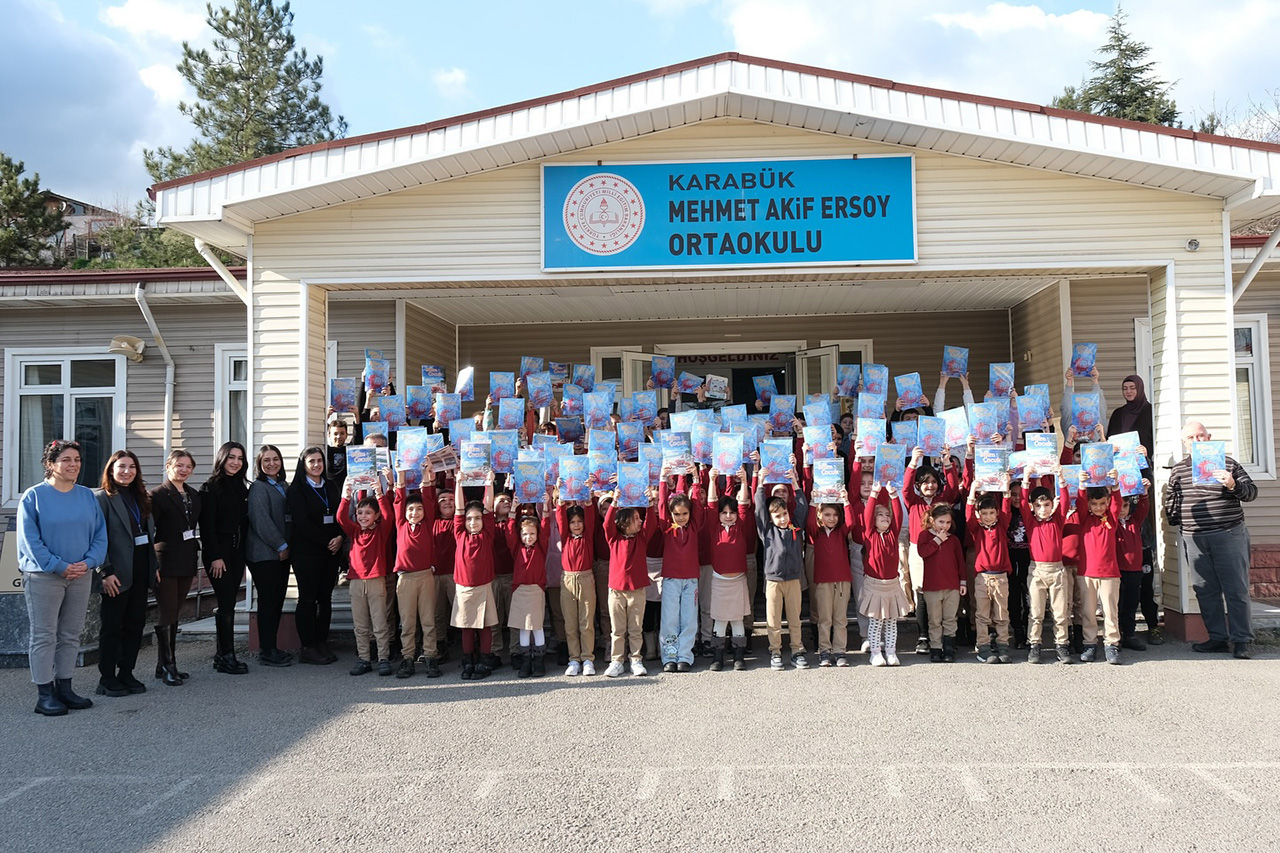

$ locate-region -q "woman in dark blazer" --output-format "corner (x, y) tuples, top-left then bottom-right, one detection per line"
(93, 450), (158, 697)
(286, 446), (344, 665)
(247, 445), (292, 667)
(149, 449), (202, 686)
(199, 442), (250, 675)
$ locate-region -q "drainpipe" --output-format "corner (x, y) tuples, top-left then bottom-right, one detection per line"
(1233, 223), (1280, 304)
(135, 283), (175, 459)
(194, 238), (249, 305)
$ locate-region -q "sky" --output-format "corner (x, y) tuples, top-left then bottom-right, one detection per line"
(3, 0), (1277, 207)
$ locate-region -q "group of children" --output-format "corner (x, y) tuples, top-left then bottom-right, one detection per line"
(323, 361), (1159, 680)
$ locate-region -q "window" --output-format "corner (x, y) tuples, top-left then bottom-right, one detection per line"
(4, 349), (127, 503)
(820, 338), (874, 368)
(1233, 315), (1273, 476)
(214, 344), (249, 450)
(590, 345), (639, 401)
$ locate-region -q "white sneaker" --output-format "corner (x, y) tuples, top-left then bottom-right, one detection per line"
(604, 661), (625, 678)
(860, 641), (871, 654)
(870, 651), (886, 667)
(630, 660), (648, 676)
(581, 660), (596, 676)
(565, 660), (582, 677)
(885, 651), (901, 667)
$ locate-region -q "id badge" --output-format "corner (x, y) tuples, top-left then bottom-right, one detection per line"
(134, 534), (150, 546)
(322, 515), (335, 525)
(182, 529), (197, 541)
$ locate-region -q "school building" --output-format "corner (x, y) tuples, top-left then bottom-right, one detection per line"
(3, 53), (1280, 655)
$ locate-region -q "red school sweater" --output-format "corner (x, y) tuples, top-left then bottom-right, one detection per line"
(393, 485), (436, 573)
(507, 514), (551, 588)
(1019, 486), (1070, 564)
(555, 503), (596, 573)
(1077, 490), (1123, 579)
(603, 503), (658, 590)
(903, 463), (961, 541)
(493, 515), (515, 576)
(453, 512), (497, 587)
(1117, 495), (1149, 573)
(432, 516), (456, 576)
(965, 495), (1012, 573)
(337, 492), (395, 580)
(657, 480), (704, 580)
(860, 497), (904, 580)
(703, 495), (754, 577)
(916, 528), (965, 591)
(805, 502), (856, 584)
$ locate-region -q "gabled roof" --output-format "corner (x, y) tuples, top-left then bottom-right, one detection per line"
(152, 52), (1280, 253)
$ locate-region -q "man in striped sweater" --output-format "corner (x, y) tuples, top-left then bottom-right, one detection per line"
(1162, 420), (1258, 659)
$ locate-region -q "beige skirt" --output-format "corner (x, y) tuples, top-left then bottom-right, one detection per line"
(506, 584), (546, 631)
(858, 575), (912, 620)
(710, 572), (750, 622)
(451, 581), (499, 629)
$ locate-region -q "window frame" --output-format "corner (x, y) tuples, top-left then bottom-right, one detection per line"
(213, 343), (249, 451)
(1233, 314), (1274, 479)
(3, 347), (128, 506)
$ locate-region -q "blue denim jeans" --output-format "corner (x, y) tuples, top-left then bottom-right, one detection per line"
(1183, 523), (1253, 644)
(659, 577), (699, 664)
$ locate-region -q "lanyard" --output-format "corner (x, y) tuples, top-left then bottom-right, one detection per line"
(121, 492), (143, 534)
(309, 479), (330, 512)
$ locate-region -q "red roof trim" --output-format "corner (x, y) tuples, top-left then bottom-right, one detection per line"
(147, 51), (1280, 196)
(1231, 235), (1273, 248)
(0, 267), (244, 286)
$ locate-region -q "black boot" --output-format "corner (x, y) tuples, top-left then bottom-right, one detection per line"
(1069, 625), (1085, 655)
(460, 653), (475, 680)
(55, 678), (93, 710)
(518, 644), (533, 678)
(710, 642), (725, 672)
(733, 643), (747, 671)
(531, 644), (546, 677)
(154, 626), (182, 686)
(169, 625), (189, 680)
(942, 635), (956, 663)
(213, 609), (248, 674)
(472, 651), (492, 680)
(34, 683), (68, 716)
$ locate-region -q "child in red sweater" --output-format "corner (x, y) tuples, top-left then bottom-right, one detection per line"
(858, 483), (907, 667)
(658, 467), (705, 673)
(392, 468), (439, 678)
(966, 480), (1013, 664)
(704, 467), (753, 671)
(603, 488), (659, 677)
(903, 447), (961, 654)
(1075, 468), (1123, 664)
(556, 498), (597, 676)
(916, 505), (967, 662)
(338, 475), (395, 676)
(507, 495), (552, 678)
(1117, 487), (1152, 652)
(805, 486), (857, 667)
(1020, 472), (1073, 664)
(452, 473), (498, 680)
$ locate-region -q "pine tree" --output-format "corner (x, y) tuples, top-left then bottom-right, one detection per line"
(144, 0), (347, 183)
(0, 153), (67, 268)
(1051, 8), (1179, 126)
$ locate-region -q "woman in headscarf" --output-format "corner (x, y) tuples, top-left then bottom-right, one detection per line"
(1106, 374), (1154, 460)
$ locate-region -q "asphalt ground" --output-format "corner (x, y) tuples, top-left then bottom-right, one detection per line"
(1, 633), (1276, 853)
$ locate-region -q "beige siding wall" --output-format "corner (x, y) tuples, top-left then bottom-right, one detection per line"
(404, 303), (457, 380)
(1010, 281), (1065, 401)
(329, 300), (396, 379)
(1234, 270), (1280, 544)
(1069, 277), (1147, 396)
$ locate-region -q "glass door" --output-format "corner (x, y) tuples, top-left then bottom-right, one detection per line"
(795, 345), (840, 401)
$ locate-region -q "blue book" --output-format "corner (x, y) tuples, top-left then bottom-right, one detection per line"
(1116, 453), (1146, 496)
(616, 462), (650, 508)
(558, 455), (590, 502)
(632, 390), (658, 425)
(1007, 450), (1030, 481)
(365, 357), (390, 393)
(519, 356), (544, 380)
(862, 364), (889, 396)
(639, 443), (664, 487)
(594, 381), (618, 398)
(1081, 442), (1116, 488)
(939, 406), (969, 448)
(942, 345), (969, 379)
(803, 425), (834, 465)
(1110, 431), (1147, 464)
(364, 348), (384, 360)
(434, 392), (462, 427)
(1190, 441), (1227, 486)
(857, 392), (886, 419)
(497, 397), (525, 430)
(769, 395), (796, 434)
(513, 459), (547, 504)
(988, 362), (1015, 398)
(554, 416), (583, 444)
(676, 371), (704, 394)
(362, 421), (388, 443)
(488, 430), (519, 475)
(970, 402), (1001, 445)
(873, 443), (907, 489)
(1071, 343), (1097, 377)
(542, 443), (571, 488)
(651, 355), (675, 389)
(1024, 383), (1050, 399)
(452, 366), (473, 402)
(659, 431), (693, 475)
(459, 439), (491, 487)
(396, 428), (431, 488)
(490, 371), (516, 402)
(1018, 393), (1048, 432)
(752, 375), (778, 405)
(721, 404), (748, 431)
(1070, 392), (1102, 438)
(549, 362), (570, 384)
(587, 451), (616, 491)
(561, 383), (583, 416)
(448, 417), (473, 451)
(894, 372), (925, 408)
(423, 433), (445, 454)
(526, 372), (554, 408)
(617, 422), (645, 460)
(692, 421), (716, 465)
(345, 446), (378, 494)
(803, 399), (833, 427)
(669, 410), (697, 434)
(583, 391), (613, 431)
(1026, 432), (1059, 473)
(714, 433), (744, 474)
(891, 419), (918, 449)
(421, 365), (447, 393)
(616, 397), (635, 424)
(917, 416), (946, 457)
(1057, 465), (1082, 497)
(855, 417), (886, 458)
(973, 447), (1009, 492)
(759, 440), (793, 485)
(405, 385), (432, 420)
(572, 364), (596, 392)
(836, 364), (861, 397)
(588, 429), (617, 455)
(812, 458), (845, 504)
(330, 377), (360, 414)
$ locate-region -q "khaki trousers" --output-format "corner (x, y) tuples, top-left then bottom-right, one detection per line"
(350, 577), (392, 662)
(1077, 575), (1121, 647)
(765, 578), (805, 655)
(560, 570), (596, 663)
(973, 572), (1010, 646)
(396, 570), (438, 659)
(609, 588), (646, 662)
(490, 573), (513, 652)
(812, 581), (851, 653)
(921, 588), (960, 649)
(1029, 561), (1070, 647)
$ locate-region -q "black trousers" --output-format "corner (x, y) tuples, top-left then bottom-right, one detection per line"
(98, 573), (150, 678)
(1119, 564), (1160, 638)
(293, 550), (340, 647)
(249, 559), (291, 653)
(1007, 549), (1032, 640)
(208, 555), (245, 655)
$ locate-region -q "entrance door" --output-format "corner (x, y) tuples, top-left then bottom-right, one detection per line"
(795, 345), (840, 400)
(622, 350), (665, 406)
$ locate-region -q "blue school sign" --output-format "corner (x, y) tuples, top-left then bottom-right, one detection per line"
(542, 155), (916, 271)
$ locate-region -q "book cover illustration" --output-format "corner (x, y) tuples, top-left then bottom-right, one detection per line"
(588, 429), (617, 455)
(973, 447), (1009, 492)
(405, 385), (432, 420)
(345, 446), (378, 494)
(803, 425), (834, 465)
(558, 455), (590, 502)
(705, 374), (729, 400)
(836, 364), (861, 397)
(1071, 392), (1102, 437)
(692, 421), (716, 466)
(330, 378), (360, 414)
(365, 357), (390, 393)
(812, 458), (845, 504)
(362, 421), (388, 443)
(873, 443), (907, 489)
(490, 371), (515, 402)
(541, 443), (570, 488)
(769, 395), (797, 434)
(561, 383), (584, 416)
(513, 459), (547, 504)
(916, 416), (946, 457)
(988, 362), (1015, 398)
(583, 391), (613, 431)
(1071, 343), (1097, 377)
(1116, 452), (1146, 496)
(1007, 450), (1029, 481)
(1025, 432), (1058, 473)
(639, 443), (664, 487)
(857, 391), (886, 420)
(855, 417), (886, 458)
(549, 362), (570, 385)
(617, 397), (635, 424)
(1024, 383), (1050, 399)
(572, 363), (596, 392)
(714, 433), (745, 474)
(669, 410), (698, 435)
(554, 416), (583, 444)
(721, 404), (748, 431)
(894, 372), (925, 408)
(651, 355), (675, 389)
(969, 401), (1001, 445)
(759, 440), (793, 485)
(1018, 393), (1048, 432)
(379, 394), (406, 430)
(891, 419), (918, 449)
(659, 431), (693, 475)
(594, 381), (618, 398)
(1190, 441), (1227, 486)
(526, 372), (554, 408)
(803, 399), (833, 427)
(459, 440), (491, 487)
(396, 428), (430, 488)
(498, 397), (525, 430)
(616, 462), (650, 507)
(617, 422), (645, 460)
(1081, 442), (1116, 488)
(487, 431), (519, 475)
(421, 365), (447, 394)
(1110, 431), (1147, 464)
(631, 390), (658, 425)
(942, 345), (969, 379)
(860, 363), (887, 396)
(939, 406), (969, 448)
(752, 375), (778, 406)
(676, 371), (704, 394)
(448, 417), (473, 451)
(588, 450), (617, 490)
(434, 392), (462, 427)
(1057, 465), (1082, 496)
(364, 348), (384, 360)
(455, 366), (475, 402)
(519, 356), (544, 380)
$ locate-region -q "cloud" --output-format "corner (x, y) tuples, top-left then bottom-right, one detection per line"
(101, 0), (206, 43)
(931, 3), (1106, 39)
(638, 0), (712, 14)
(139, 63), (187, 106)
(432, 67), (471, 100)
